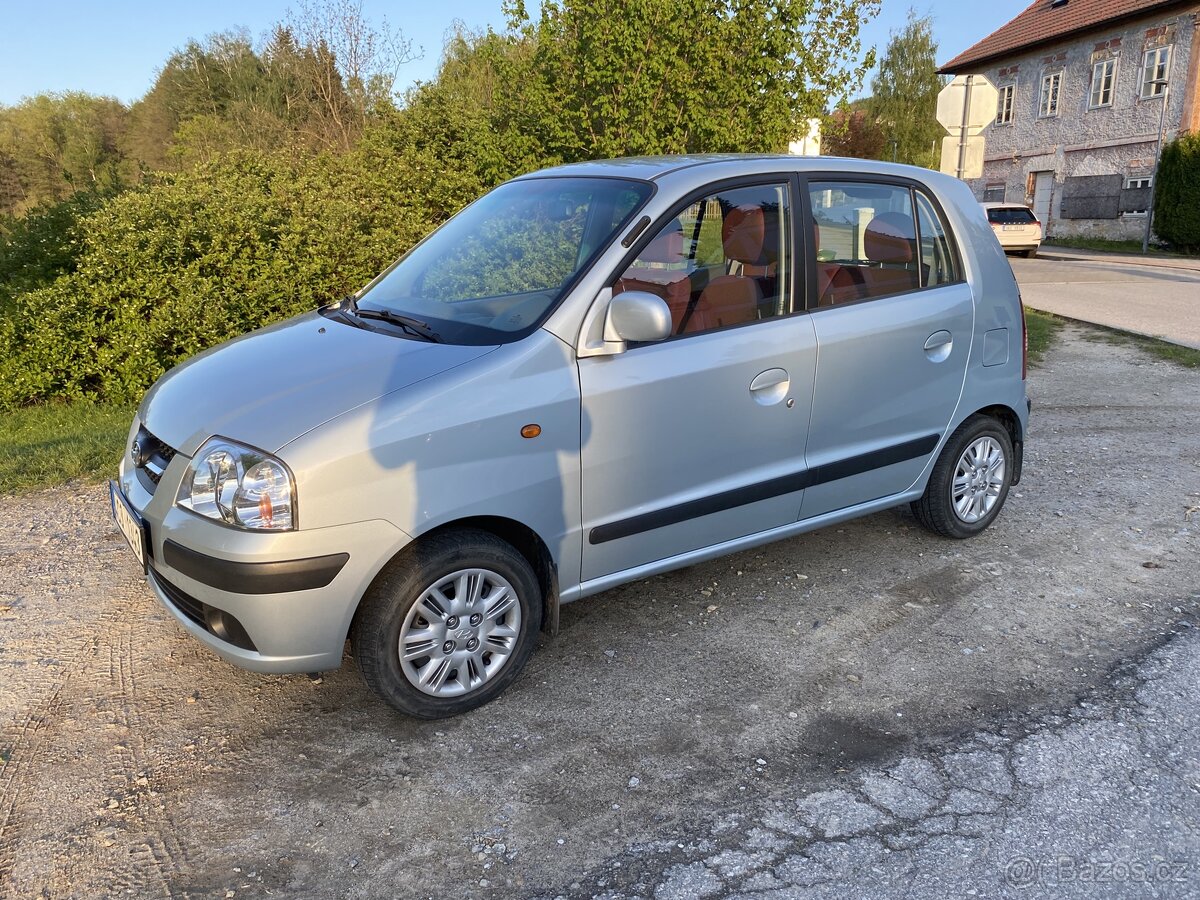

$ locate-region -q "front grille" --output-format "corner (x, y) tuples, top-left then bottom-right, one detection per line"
(150, 568), (258, 652)
(132, 426), (177, 494)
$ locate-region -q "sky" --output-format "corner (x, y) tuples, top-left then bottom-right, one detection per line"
(0, 1), (1020, 107)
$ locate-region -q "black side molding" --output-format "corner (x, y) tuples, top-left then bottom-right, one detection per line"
(163, 540), (349, 594)
(589, 433), (940, 546)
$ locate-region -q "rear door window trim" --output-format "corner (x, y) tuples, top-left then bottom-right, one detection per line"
(799, 173), (967, 312)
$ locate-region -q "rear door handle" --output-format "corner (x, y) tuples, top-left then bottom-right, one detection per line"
(924, 330), (953, 362)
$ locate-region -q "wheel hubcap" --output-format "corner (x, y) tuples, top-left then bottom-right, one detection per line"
(952, 436), (1006, 524)
(398, 568), (522, 698)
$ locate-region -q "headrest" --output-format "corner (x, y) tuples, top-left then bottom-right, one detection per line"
(722, 205), (776, 266)
(639, 219), (685, 264)
(864, 212), (916, 264)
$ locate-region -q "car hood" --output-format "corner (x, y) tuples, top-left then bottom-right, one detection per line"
(140, 311), (497, 456)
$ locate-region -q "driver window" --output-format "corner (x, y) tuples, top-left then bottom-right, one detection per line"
(613, 183), (792, 337)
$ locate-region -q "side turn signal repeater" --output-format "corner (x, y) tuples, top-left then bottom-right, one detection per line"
(520, 424), (542, 439)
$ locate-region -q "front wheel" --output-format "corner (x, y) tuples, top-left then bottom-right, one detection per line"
(351, 529), (542, 718)
(911, 415), (1014, 539)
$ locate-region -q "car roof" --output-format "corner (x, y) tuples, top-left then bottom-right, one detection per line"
(513, 154), (940, 183)
(979, 201), (1033, 210)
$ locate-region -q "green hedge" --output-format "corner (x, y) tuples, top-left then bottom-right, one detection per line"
(0, 142), (485, 409)
(1154, 133), (1200, 253)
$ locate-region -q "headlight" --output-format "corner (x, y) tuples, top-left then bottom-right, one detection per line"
(176, 438), (296, 531)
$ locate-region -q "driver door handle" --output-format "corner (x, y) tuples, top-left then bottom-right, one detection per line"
(750, 368), (789, 391)
(749, 368), (790, 406)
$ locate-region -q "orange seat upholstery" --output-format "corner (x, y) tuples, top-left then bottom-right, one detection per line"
(682, 205), (773, 333)
(814, 220), (865, 306)
(860, 212), (919, 297)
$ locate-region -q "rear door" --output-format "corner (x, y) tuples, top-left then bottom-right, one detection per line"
(802, 178), (973, 520)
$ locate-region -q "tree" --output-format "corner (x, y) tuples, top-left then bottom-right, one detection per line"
(867, 10), (942, 168)
(283, 0), (418, 149)
(0, 93), (128, 216)
(1154, 133), (1200, 253)
(822, 99), (886, 160)
(506, 0), (880, 160)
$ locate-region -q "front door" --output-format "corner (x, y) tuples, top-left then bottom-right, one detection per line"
(1033, 171), (1054, 228)
(578, 180), (816, 583)
(803, 179), (973, 520)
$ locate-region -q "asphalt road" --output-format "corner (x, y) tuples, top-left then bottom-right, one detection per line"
(1011, 253), (1200, 348)
(2, 326), (1198, 898)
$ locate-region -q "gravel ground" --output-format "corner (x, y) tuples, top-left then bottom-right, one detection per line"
(1, 324), (1198, 899)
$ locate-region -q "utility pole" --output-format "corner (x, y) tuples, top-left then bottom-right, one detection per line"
(1143, 80), (1170, 255)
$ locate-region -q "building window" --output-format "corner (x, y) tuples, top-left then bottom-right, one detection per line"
(1039, 71), (1063, 117)
(997, 84), (1016, 124)
(1089, 58), (1117, 108)
(1141, 46), (1171, 98)
(1122, 176), (1152, 217)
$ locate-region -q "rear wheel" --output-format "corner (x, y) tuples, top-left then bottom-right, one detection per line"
(351, 529), (542, 718)
(911, 415), (1013, 539)
(1021, 248), (1037, 258)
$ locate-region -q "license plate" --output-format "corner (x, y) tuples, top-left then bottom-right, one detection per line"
(1002, 224), (1024, 231)
(110, 481), (148, 570)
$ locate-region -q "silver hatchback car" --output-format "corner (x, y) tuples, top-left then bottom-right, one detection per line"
(112, 155), (1030, 718)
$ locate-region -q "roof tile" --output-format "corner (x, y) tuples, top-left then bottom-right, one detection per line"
(939, 0), (1189, 72)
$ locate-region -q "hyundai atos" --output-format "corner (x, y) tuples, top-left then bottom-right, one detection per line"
(112, 155), (1030, 718)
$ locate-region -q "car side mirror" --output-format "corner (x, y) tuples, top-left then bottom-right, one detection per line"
(603, 291), (673, 344)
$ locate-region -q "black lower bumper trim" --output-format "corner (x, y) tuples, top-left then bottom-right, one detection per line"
(150, 567), (259, 652)
(163, 540), (349, 594)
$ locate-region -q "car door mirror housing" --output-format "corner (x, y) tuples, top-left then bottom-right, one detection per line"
(603, 291), (673, 344)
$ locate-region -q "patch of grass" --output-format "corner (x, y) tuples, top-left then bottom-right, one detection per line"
(1024, 308), (1062, 364)
(1045, 236), (1195, 258)
(1081, 325), (1200, 368)
(0, 401), (132, 494)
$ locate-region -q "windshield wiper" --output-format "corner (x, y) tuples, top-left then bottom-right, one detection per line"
(347, 299), (442, 343)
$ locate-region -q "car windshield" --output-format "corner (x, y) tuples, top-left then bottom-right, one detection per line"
(987, 207), (1037, 225)
(353, 177), (652, 344)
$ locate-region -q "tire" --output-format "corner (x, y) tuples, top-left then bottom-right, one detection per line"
(351, 529), (542, 718)
(1022, 248), (1037, 259)
(910, 415), (1014, 539)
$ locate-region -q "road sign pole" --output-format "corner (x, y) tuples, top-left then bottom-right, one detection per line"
(957, 75), (974, 180)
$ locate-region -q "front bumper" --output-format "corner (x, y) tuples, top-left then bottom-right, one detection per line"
(119, 447), (411, 674)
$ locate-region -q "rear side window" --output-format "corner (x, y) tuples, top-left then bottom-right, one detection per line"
(810, 181), (964, 307)
(915, 191), (960, 287)
(810, 181), (920, 306)
(986, 207), (1037, 224)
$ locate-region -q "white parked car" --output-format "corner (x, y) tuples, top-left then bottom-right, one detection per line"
(981, 203), (1042, 258)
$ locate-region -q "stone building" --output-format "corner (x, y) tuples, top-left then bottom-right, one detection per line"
(939, 0), (1200, 240)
